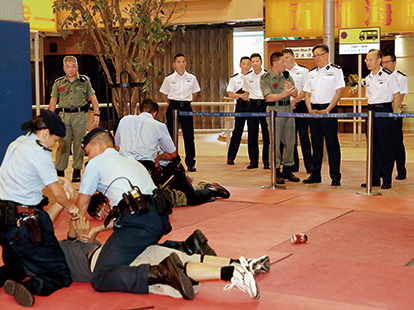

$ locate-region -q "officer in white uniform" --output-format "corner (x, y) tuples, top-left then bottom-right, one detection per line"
(303, 44), (345, 186)
(160, 53), (201, 172)
(382, 53), (409, 180)
(0, 110), (79, 307)
(283, 49), (313, 173)
(242, 53), (270, 170)
(226, 56), (251, 165)
(361, 49), (400, 189)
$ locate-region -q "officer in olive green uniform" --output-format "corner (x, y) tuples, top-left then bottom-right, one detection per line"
(48, 56), (100, 182)
(260, 51), (299, 184)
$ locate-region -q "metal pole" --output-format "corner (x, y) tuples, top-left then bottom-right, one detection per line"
(358, 110), (380, 195)
(323, 0), (335, 64)
(262, 110), (285, 189)
(173, 109), (179, 151)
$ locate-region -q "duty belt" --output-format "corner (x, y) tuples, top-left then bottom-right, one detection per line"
(268, 100), (290, 106)
(311, 103), (330, 110)
(169, 100), (191, 107)
(63, 104), (90, 113)
(249, 99), (266, 105)
(368, 102), (392, 111)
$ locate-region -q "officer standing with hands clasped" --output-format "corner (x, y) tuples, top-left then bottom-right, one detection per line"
(160, 53), (201, 172)
(303, 44), (345, 186)
(48, 55), (100, 183)
(260, 51), (299, 184)
(0, 110), (79, 307)
(226, 56), (251, 165)
(243, 53), (270, 170)
(361, 49), (400, 189)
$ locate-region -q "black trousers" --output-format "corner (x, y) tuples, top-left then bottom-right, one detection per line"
(285, 100), (313, 171)
(368, 103), (396, 184)
(309, 104), (341, 181)
(0, 207), (72, 296)
(394, 117), (406, 176)
(247, 100), (269, 166)
(227, 99), (248, 161)
(166, 101), (196, 167)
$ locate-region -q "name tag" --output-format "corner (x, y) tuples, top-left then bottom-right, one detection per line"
(186, 79), (191, 83)
(249, 80), (254, 83)
(171, 81), (177, 84)
(326, 72), (334, 76)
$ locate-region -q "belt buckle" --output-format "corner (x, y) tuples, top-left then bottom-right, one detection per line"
(257, 101), (261, 106)
(180, 102), (184, 107)
(69, 107), (76, 112)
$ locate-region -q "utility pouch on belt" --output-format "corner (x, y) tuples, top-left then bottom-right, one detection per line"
(152, 175), (175, 216)
(0, 201), (17, 232)
(22, 209), (44, 245)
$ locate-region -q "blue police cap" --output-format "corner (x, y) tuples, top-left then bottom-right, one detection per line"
(40, 110), (66, 138)
(81, 127), (111, 149)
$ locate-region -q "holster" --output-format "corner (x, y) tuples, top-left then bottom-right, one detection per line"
(21, 209), (44, 245)
(153, 188), (173, 216)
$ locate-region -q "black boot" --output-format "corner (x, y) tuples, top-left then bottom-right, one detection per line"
(204, 183), (230, 199)
(4, 280), (34, 307)
(57, 170), (65, 177)
(148, 253), (194, 300)
(72, 169), (81, 183)
(276, 169), (285, 184)
(282, 166), (300, 182)
(176, 229), (217, 256)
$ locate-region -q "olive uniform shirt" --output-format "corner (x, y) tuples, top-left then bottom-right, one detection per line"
(51, 75), (95, 108)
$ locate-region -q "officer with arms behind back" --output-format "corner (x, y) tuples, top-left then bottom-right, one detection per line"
(0, 110), (79, 307)
(303, 44), (345, 186)
(48, 55), (100, 183)
(226, 56), (251, 165)
(160, 53), (201, 172)
(361, 49), (400, 189)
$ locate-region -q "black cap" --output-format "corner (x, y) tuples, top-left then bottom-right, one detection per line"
(81, 127), (110, 149)
(40, 110), (66, 138)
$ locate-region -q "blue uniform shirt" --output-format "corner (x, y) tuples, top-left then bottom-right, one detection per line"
(115, 113), (176, 162)
(0, 134), (58, 205)
(79, 148), (156, 206)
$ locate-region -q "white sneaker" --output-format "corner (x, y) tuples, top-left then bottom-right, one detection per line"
(247, 255), (270, 275)
(224, 257), (260, 299)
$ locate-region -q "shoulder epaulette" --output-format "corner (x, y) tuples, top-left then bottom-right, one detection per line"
(54, 76), (65, 83)
(230, 73), (239, 78)
(166, 71), (174, 77)
(245, 70), (252, 76)
(331, 64), (341, 69)
(383, 68), (392, 75)
(262, 71), (270, 78)
(79, 75), (90, 82)
(36, 139), (52, 152)
(187, 71), (196, 76)
(397, 70), (406, 76)
(264, 69), (268, 72)
(298, 64), (308, 69)
(310, 66), (318, 72)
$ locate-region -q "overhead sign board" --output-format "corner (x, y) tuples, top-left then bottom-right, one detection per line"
(339, 27), (380, 55)
(23, 0), (57, 32)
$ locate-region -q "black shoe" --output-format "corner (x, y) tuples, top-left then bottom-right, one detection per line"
(148, 253), (194, 300)
(187, 166), (196, 172)
(247, 164), (258, 169)
(57, 170), (65, 177)
(72, 169), (81, 183)
(179, 229), (217, 256)
(381, 183), (392, 189)
(290, 167), (299, 173)
(395, 174), (406, 180)
(282, 169), (300, 182)
(276, 177), (285, 184)
(361, 181), (381, 188)
(4, 280), (34, 307)
(227, 159), (235, 165)
(263, 164), (270, 170)
(204, 183), (230, 199)
(302, 175), (321, 184)
(331, 179), (341, 186)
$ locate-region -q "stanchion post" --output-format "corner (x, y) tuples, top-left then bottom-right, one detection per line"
(173, 109), (179, 151)
(358, 110), (380, 195)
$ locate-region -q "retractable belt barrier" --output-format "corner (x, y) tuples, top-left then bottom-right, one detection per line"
(174, 110), (410, 195)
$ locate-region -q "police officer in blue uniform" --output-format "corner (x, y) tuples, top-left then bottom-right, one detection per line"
(75, 128), (194, 299)
(0, 110), (79, 307)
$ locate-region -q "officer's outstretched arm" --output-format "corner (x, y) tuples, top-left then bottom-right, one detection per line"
(47, 181), (79, 219)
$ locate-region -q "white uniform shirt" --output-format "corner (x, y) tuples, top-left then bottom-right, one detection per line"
(79, 148), (156, 206)
(287, 63), (308, 96)
(365, 68), (400, 104)
(242, 69), (266, 100)
(0, 134), (58, 205)
(227, 71), (251, 93)
(394, 70), (408, 96)
(115, 113), (176, 162)
(303, 63), (345, 104)
(159, 70), (201, 102)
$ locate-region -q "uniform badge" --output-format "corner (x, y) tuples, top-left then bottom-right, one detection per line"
(272, 83), (278, 89)
(58, 86), (66, 92)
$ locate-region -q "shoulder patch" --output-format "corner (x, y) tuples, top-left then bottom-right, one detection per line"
(298, 64), (308, 69)
(397, 70), (406, 76)
(230, 73), (239, 78)
(187, 71), (196, 76)
(383, 68), (392, 75)
(54, 76), (65, 83)
(166, 71), (174, 77)
(310, 66), (318, 72)
(331, 64), (341, 69)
